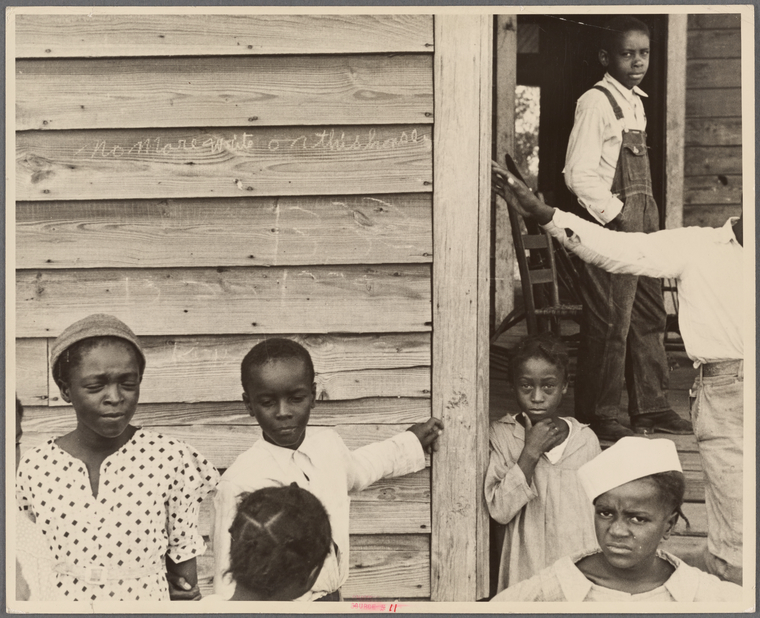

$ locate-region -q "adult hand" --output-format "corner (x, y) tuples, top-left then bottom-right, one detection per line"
(407, 417), (444, 453)
(491, 161), (556, 226)
(522, 415), (565, 459)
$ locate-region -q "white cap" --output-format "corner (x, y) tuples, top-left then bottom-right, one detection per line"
(578, 437), (682, 502)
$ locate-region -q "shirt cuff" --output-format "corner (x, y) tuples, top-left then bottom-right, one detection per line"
(395, 430), (427, 473)
(589, 195), (624, 225)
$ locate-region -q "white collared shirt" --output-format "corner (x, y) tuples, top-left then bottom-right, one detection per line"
(564, 72), (649, 224)
(545, 211), (743, 366)
(212, 428), (425, 600)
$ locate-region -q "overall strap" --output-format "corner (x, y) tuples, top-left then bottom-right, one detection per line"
(593, 85), (625, 121)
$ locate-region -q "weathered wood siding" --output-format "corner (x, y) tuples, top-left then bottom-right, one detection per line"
(15, 13), (435, 600)
(683, 13), (742, 227)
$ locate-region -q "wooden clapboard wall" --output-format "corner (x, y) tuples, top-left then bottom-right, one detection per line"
(15, 14), (436, 601)
(682, 13), (742, 228)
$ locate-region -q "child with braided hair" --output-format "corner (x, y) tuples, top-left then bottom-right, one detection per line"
(203, 485), (332, 602)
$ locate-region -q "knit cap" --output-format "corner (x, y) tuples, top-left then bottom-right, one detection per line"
(578, 436), (682, 502)
(50, 314), (146, 375)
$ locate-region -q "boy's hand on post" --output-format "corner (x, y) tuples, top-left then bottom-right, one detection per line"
(407, 417), (444, 453)
(491, 161), (556, 226)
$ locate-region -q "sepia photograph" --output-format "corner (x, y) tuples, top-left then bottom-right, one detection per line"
(6, 5), (755, 612)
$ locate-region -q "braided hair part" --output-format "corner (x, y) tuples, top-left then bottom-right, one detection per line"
(227, 484), (332, 600)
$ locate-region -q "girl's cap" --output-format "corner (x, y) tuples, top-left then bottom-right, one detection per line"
(578, 436), (682, 502)
(50, 314), (146, 370)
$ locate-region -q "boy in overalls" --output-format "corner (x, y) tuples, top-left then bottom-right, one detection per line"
(563, 16), (692, 442)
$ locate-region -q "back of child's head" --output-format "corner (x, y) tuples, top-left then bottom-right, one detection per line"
(240, 338), (315, 392)
(600, 16), (650, 52)
(227, 484), (332, 600)
(510, 332), (570, 384)
(50, 314), (146, 388)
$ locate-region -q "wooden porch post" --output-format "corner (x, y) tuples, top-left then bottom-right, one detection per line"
(665, 14), (688, 230)
(493, 15), (517, 328)
(431, 14), (492, 602)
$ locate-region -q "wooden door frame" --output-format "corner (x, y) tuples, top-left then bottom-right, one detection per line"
(492, 14), (688, 322)
(431, 14), (492, 602)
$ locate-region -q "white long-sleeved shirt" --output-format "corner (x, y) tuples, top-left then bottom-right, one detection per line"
(564, 72), (648, 225)
(212, 428), (425, 600)
(545, 210), (743, 366)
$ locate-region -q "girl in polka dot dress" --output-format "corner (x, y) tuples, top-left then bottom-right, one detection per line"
(16, 315), (220, 602)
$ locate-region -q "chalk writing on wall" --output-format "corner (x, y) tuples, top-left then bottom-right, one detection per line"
(75, 128), (432, 159)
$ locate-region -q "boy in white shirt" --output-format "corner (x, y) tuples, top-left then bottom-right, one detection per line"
(564, 16), (691, 442)
(213, 338), (443, 600)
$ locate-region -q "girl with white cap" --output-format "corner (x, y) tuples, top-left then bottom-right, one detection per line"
(16, 314), (219, 602)
(491, 437), (741, 602)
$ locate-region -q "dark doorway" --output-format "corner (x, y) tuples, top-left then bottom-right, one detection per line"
(516, 14), (668, 228)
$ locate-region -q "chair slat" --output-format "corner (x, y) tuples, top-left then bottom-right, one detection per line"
(521, 235), (550, 249)
(527, 269), (554, 285)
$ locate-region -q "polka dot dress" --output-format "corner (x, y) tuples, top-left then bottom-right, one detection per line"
(16, 429), (219, 602)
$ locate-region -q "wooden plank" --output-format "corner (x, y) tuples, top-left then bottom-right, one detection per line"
(493, 15), (518, 329)
(686, 58), (741, 89)
(688, 14), (742, 30)
(22, 398), (432, 430)
(197, 496), (430, 538)
(685, 146), (742, 175)
(431, 15), (491, 602)
(16, 125), (433, 201)
(16, 14), (434, 57)
(349, 501), (430, 535)
(685, 88), (741, 117)
(660, 535), (708, 571)
(17, 55), (433, 130)
(673, 502), (708, 537)
(685, 118), (742, 146)
(17, 194), (433, 269)
(684, 175), (742, 205)
(28, 332), (431, 405)
(683, 204), (743, 228)
(683, 470), (706, 503)
(664, 14), (687, 231)
(16, 265), (432, 337)
(659, 433), (700, 453)
(16, 339), (48, 407)
(687, 29), (741, 58)
(19, 426), (433, 471)
(344, 535), (430, 598)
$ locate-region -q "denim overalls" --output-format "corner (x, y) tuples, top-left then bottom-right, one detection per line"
(574, 85), (670, 422)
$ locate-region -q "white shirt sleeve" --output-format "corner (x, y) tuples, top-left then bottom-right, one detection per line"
(546, 209), (688, 280)
(564, 98), (625, 225)
(341, 431), (426, 493)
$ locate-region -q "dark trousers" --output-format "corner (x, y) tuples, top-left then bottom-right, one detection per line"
(574, 192), (671, 422)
